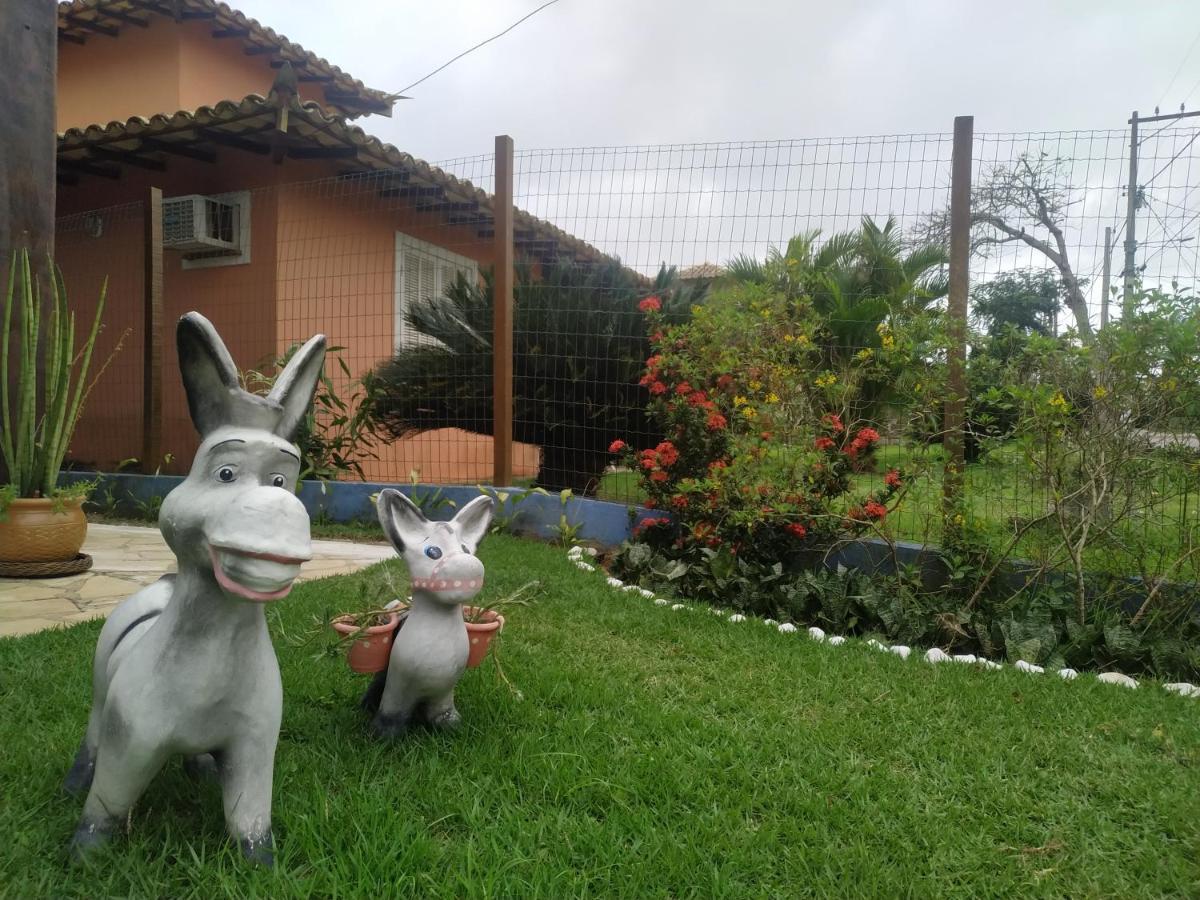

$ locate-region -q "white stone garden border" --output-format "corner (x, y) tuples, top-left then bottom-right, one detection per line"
(564, 545), (1200, 700)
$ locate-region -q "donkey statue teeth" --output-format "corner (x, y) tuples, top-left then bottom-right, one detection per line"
(63, 312), (325, 867)
(361, 489), (495, 739)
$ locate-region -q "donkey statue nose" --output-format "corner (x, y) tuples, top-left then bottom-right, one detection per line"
(206, 487), (312, 602)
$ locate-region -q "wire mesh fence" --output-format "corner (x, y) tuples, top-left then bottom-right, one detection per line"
(51, 122), (1200, 576)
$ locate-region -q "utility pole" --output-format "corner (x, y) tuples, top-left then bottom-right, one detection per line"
(1123, 111), (1139, 316)
(1101, 226), (1112, 330)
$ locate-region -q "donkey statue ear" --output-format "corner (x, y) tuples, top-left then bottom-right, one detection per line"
(177, 312), (244, 436)
(453, 495), (495, 553)
(377, 489), (429, 553)
(267, 333), (326, 442)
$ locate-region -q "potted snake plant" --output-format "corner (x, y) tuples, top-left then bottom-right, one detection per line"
(0, 250), (115, 568)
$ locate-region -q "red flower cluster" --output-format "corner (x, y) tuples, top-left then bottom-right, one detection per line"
(633, 515), (671, 535)
(706, 412), (728, 431)
(670, 495), (689, 510)
(814, 436), (836, 451)
(639, 296), (662, 313)
(822, 413), (844, 433)
(786, 522), (808, 538)
(863, 500), (888, 520)
(608, 439), (626, 453)
(845, 426), (881, 460)
(884, 469), (902, 489)
(655, 441), (680, 467)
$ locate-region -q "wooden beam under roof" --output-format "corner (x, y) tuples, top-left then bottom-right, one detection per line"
(244, 44), (276, 55)
(379, 185), (444, 199)
(58, 157), (122, 180)
(62, 14), (120, 37)
(286, 145), (358, 160)
(59, 30), (86, 44)
(86, 146), (167, 171)
(211, 26), (250, 38)
(415, 200), (479, 214)
(99, 9), (150, 27)
(197, 127), (271, 155)
(140, 137), (216, 163)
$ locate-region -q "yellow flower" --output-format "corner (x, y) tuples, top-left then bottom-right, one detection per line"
(740, 406), (759, 420)
(855, 348), (874, 362)
(914, 382), (923, 393)
(1050, 391), (1069, 411)
(733, 395), (747, 407)
(766, 392), (780, 404)
(748, 380), (762, 391)
(1092, 385), (1109, 400)
(953, 513), (965, 526)
(783, 334), (796, 343)
(881, 334), (896, 350)
(814, 372), (838, 388)
(796, 334), (811, 347)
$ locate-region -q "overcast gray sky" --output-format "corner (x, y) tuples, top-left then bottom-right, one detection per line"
(237, 0), (1200, 159)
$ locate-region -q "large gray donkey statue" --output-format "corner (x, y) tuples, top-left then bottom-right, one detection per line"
(64, 312), (325, 866)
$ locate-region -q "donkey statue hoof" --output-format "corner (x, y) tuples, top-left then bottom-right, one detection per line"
(67, 819), (116, 865)
(238, 832), (275, 867)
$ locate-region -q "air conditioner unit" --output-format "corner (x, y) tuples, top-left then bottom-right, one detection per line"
(162, 194), (239, 253)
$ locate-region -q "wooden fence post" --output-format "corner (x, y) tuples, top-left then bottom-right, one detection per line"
(943, 115), (973, 539)
(493, 135), (515, 487)
(142, 187), (164, 470)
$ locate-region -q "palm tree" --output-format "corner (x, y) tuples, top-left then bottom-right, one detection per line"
(370, 260), (702, 494)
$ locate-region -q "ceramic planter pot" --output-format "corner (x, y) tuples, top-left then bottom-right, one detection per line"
(463, 608), (505, 668)
(332, 611), (401, 673)
(0, 498), (87, 563)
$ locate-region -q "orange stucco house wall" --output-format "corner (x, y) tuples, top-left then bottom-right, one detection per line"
(54, 13), (537, 483)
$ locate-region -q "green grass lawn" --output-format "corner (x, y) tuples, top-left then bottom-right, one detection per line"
(3, 534), (1199, 897)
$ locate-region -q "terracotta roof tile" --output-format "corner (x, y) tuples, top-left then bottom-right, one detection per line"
(58, 89), (613, 267)
(57, 0), (396, 118)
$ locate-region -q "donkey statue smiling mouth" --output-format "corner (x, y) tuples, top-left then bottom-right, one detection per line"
(360, 489), (495, 739)
(64, 312), (325, 866)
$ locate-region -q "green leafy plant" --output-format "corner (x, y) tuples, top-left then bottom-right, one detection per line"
(476, 483), (550, 534)
(370, 261), (706, 494)
(1, 250), (123, 508)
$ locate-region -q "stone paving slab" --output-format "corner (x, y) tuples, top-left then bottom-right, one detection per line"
(0, 523), (393, 638)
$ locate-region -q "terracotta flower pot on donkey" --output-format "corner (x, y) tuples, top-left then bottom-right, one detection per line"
(332, 609), (403, 673)
(463, 607), (505, 668)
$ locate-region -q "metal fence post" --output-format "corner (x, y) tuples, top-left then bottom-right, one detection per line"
(943, 115), (973, 539)
(142, 187), (163, 470)
(493, 135), (515, 486)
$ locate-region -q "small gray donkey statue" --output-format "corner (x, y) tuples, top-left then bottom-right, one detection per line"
(63, 312), (325, 866)
(360, 489), (495, 739)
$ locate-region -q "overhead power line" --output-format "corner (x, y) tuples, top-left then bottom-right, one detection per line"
(1158, 25), (1200, 109)
(394, 0), (564, 97)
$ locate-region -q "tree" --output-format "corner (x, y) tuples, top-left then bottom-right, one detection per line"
(727, 216), (949, 350)
(917, 152), (1094, 344)
(369, 260), (702, 495)
(972, 269), (1063, 338)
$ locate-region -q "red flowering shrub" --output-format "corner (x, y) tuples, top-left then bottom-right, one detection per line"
(609, 282), (907, 568)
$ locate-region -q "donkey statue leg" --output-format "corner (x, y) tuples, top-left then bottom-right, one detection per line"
(220, 737), (279, 865)
(69, 708), (171, 861)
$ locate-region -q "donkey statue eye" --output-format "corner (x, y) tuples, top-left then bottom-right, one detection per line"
(424, 546), (443, 560)
(217, 467), (236, 483)
(270, 474), (287, 488)
(461, 544), (471, 554)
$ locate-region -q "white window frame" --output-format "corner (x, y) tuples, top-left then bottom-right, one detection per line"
(393, 231), (478, 350)
(180, 190), (252, 270)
